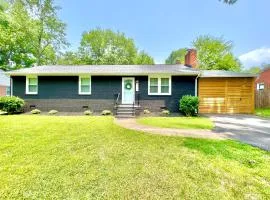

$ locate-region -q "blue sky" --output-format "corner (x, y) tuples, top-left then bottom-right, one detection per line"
(56, 0), (270, 68)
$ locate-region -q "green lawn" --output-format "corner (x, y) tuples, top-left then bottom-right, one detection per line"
(137, 116), (214, 129)
(0, 116), (270, 199)
(256, 108), (270, 118)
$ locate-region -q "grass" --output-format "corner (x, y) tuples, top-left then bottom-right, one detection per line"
(256, 108), (270, 118)
(137, 116), (214, 129)
(0, 115), (270, 199)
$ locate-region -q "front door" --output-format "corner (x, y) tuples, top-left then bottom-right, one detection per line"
(122, 77), (135, 104)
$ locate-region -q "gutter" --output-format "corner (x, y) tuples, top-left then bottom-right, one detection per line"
(194, 72), (200, 97)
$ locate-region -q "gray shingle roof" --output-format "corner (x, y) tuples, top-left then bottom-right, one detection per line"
(0, 69), (10, 86)
(200, 70), (257, 78)
(6, 65), (256, 78)
(6, 65), (200, 76)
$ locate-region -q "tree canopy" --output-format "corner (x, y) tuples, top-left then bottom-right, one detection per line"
(193, 35), (241, 71)
(58, 28), (154, 65)
(221, 0), (237, 4)
(0, 0), (67, 70)
(165, 48), (187, 64)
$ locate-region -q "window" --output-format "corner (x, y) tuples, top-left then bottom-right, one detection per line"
(257, 83), (265, 91)
(148, 76), (171, 95)
(26, 76), (38, 94)
(79, 76), (91, 95)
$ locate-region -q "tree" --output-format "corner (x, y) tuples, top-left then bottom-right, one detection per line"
(244, 66), (261, 74)
(165, 48), (187, 64)
(22, 0), (68, 65)
(57, 51), (83, 65)
(193, 35), (241, 71)
(135, 51), (154, 65)
(0, 0), (67, 70)
(79, 29), (137, 65)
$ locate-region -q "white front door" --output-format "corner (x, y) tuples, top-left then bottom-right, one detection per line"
(122, 77), (135, 104)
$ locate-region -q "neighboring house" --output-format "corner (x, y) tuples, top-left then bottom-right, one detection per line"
(255, 68), (270, 91)
(0, 69), (10, 96)
(6, 50), (256, 116)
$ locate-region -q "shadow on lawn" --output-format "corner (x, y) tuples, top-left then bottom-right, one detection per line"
(183, 138), (269, 168)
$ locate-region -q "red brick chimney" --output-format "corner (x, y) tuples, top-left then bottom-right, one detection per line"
(185, 49), (197, 68)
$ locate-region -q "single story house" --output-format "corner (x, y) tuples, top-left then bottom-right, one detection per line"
(0, 69), (10, 96)
(255, 68), (270, 91)
(6, 50), (256, 116)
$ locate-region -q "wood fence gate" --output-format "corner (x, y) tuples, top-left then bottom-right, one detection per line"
(256, 85), (270, 108)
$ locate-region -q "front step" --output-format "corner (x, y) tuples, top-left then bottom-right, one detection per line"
(116, 104), (136, 118)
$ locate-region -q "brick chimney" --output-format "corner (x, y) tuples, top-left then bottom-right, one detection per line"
(185, 49), (197, 68)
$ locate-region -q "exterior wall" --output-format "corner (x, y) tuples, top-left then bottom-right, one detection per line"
(0, 85), (7, 96)
(135, 76), (196, 112)
(199, 77), (255, 114)
(255, 68), (270, 86)
(12, 75), (196, 113)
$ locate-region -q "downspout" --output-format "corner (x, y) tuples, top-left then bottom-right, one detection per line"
(195, 73), (200, 97)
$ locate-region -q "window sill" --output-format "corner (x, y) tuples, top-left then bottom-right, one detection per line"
(25, 93), (38, 95)
(148, 93), (171, 96)
(79, 93), (91, 95)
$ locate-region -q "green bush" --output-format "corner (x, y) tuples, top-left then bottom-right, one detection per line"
(161, 109), (170, 115)
(143, 109), (151, 114)
(179, 95), (199, 116)
(31, 109), (41, 114)
(84, 110), (93, 115)
(101, 110), (112, 116)
(48, 110), (58, 115)
(0, 96), (24, 114)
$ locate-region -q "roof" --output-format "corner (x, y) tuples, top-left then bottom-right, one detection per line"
(0, 69), (10, 86)
(6, 65), (200, 76)
(200, 70), (257, 78)
(6, 65), (256, 78)
(255, 68), (270, 85)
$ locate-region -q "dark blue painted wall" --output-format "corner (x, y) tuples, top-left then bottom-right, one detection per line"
(135, 76), (195, 112)
(12, 75), (195, 112)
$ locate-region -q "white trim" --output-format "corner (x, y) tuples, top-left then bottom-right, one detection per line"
(79, 76), (91, 95)
(122, 77), (135, 104)
(195, 75), (199, 96)
(26, 76), (38, 95)
(148, 76), (171, 95)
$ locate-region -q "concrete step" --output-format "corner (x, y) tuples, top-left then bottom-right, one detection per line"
(117, 111), (135, 115)
(116, 115), (135, 118)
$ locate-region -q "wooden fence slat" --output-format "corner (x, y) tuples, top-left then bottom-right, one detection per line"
(255, 85), (270, 108)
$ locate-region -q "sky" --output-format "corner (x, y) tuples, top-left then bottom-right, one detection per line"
(56, 0), (270, 68)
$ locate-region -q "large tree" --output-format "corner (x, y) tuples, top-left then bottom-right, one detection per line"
(165, 48), (187, 64)
(74, 28), (154, 65)
(193, 35), (241, 71)
(0, 0), (67, 70)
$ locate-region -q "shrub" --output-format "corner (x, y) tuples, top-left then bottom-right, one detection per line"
(179, 95), (199, 116)
(0, 110), (8, 115)
(101, 110), (112, 115)
(161, 109), (170, 115)
(84, 110), (93, 115)
(143, 109), (151, 114)
(48, 110), (58, 115)
(31, 109), (41, 114)
(0, 96), (24, 114)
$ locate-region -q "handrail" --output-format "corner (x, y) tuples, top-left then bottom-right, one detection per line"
(115, 93), (120, 107)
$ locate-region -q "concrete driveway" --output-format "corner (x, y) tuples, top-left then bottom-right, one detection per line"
(208, 114), (270, 151)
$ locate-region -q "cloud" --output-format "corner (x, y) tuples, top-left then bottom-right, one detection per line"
(239, 48), (270, 69)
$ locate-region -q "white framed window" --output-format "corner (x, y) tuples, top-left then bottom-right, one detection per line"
(26, 76), (38, 94)
(79, 76), (91, 95)
(257, 83), (265, 91)
(148, 76), (171, 95)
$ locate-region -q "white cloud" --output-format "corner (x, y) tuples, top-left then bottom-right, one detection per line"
(239, 48), (270, 69)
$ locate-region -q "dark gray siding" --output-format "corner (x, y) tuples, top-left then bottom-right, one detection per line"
(12, 76), (122, 99)
(135, 76), (195, 112)
(12, 75), (195, 112)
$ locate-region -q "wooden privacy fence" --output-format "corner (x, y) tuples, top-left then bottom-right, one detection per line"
(256, 85), (270, 108)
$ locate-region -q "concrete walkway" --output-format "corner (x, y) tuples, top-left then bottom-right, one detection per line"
(115, 118), (229, 140)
